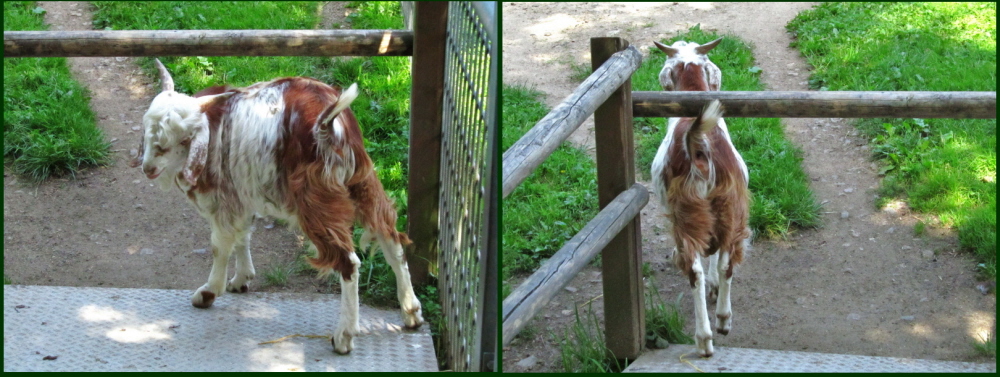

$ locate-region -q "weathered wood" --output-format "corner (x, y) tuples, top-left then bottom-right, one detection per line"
(592, 37), (644, 361)
(3, 30), (412, 57)
(632, 91), (997, 119)
(502, 183), (649, 347)
(408, 3), (448, 285)
(501, 45), (643, 198)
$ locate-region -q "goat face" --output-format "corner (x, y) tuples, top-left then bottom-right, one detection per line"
(654, 38), (723, 91)
(132, 59), (233, 188)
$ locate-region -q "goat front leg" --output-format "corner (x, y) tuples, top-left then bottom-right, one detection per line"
(192, 225), (237, 308)
(374, 232), (424, 329)
(333, 252), (361, 355)
(227, 225), (256, 293)
(715, 251), (732, 335)
(688, 255), (714, 357)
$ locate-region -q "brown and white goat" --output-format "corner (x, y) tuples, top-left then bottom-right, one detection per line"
(131, 59), (422, 354)
(650, 39), (751, 357)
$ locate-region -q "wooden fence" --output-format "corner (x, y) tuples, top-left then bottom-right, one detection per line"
(501, 36), (997, 361)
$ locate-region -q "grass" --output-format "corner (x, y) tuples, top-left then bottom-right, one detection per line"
(4, 1), (111, 182)
(644, 281), (694, 348)
(501, 84), (600, 286)
(636, 25), (822, 239)
(973, 333), (996, 358)
(558, 303), (622, 373)
(787, 2), (996, 280)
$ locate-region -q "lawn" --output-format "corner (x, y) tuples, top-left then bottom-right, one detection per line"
(788, 2), (996, 280)
(4, 1), (110, 182)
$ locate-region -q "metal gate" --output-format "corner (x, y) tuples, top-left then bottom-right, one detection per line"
(436, 1), (497, 372)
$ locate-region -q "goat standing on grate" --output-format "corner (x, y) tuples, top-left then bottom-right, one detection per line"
(132, 59), (423, 355)
(650, 38), (752, 357)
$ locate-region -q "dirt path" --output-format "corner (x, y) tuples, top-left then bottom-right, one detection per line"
(502, 2), (995, 372)
(4, 2), (352, 296)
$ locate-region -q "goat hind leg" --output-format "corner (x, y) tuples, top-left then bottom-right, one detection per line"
(689, 254), (714, 357)
(706, 252), (720, 302)
(332, 252), (361, 355)
(715, 251), (733, 335)
(227, 225), (256, 293)
(374, 232), (424, 329)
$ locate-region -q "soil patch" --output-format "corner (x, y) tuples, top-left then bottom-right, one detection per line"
(502, 2), (995, 372)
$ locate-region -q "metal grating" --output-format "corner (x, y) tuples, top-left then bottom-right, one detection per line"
(623, 345), (996, 373)
(437, 1), (497, 372)
(4, 285), (436, 372)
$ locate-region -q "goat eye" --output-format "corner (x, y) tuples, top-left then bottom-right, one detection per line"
(180, 138), (190, 147)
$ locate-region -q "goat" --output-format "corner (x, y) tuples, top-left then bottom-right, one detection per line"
(650, 39), (751, 357)
(131, 59), (423, 354)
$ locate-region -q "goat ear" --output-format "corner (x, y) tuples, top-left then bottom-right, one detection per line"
(695, 38), (723, 55)
(653, 41), (679, 57)
(182, 124), (209, 186)
(129, 132), (145, 168)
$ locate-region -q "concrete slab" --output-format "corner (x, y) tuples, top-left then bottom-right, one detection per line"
(4, 285), (437, 372)
(624, 344), (994, 373)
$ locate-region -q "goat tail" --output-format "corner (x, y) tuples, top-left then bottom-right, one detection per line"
(685, 99), (723, 151)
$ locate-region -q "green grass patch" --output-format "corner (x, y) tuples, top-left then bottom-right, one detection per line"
(558, 303), (622, 373)
(644, 281), (694, 348)
(788, 2), (996, 280)
(501, 85), (599, 284)
(973, 332), (996, 358)
(4, 1), (111, 182)
(636, 25), (822, 238)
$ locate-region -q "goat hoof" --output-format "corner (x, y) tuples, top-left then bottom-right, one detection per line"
(192, 291), (216, 308)
(227, 284), (249, 293)
(331, 335), (353, 355)
(717, 328), (729, 336)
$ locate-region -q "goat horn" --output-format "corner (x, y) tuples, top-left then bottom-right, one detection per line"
(695, 38), (723, 55)
(154, 58), (175, 92)
(653, 41), (679, 58)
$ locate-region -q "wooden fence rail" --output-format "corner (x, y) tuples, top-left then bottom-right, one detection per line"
(501, 45), (643, 199)
(501, 183), (649, 347)
(633, 91), (997, 119)
(3, 30), (413, 57)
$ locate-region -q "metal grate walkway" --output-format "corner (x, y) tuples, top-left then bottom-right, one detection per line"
(4, 285), (436, 372)
(623, 344), (994, 373)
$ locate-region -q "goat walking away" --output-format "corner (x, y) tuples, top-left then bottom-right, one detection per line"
(650, 38), (752, 358)
(132, 59), (423, 355)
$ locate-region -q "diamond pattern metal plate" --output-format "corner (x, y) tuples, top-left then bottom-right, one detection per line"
(624, 345), (995, 373)
(4, 285), (436, 372)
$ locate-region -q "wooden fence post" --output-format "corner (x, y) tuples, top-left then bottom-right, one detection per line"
(591, 37), (644, 360)
(407, 2), (448, 285)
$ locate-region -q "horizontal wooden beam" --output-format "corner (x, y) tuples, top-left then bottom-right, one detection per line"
(501, 183), (649, 347)
(632, 91), (996, 119)
(3, 29), (413, 57)
(502, 45), (643, 198)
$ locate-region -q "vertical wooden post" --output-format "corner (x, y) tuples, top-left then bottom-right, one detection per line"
(407, 2), (448, 285)
(591, 37), (644, 360)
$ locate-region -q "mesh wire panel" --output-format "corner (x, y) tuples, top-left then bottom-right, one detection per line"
(437, 1), (496, 372)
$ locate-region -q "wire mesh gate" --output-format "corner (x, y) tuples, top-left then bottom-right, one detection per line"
(436, 1), (498, 372)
